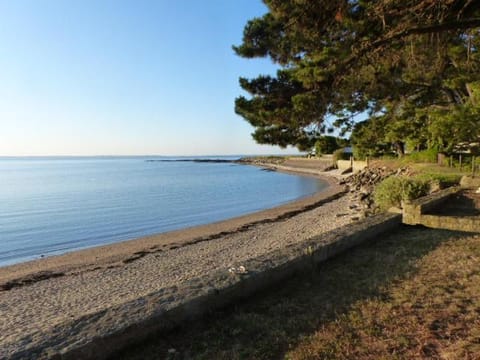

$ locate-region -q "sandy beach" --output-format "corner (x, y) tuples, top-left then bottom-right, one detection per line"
(0, 161), (361, 358)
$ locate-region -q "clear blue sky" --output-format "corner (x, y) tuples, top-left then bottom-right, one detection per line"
(0, 0), (300, 156)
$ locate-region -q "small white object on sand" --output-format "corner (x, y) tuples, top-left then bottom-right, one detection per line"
(228, 265), (248, 274)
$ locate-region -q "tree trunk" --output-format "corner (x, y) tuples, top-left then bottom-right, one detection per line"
(393, 141), (405, 157)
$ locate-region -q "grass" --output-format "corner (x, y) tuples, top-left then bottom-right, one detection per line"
(371, 159), (466, 188)
(410, 163), (467, 177)
(117, 226), (480, 360)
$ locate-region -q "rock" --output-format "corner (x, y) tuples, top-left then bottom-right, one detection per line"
(429, 180), (442, 193)
(460, 175), (480, 189)
(388, 207), (403, 214)
(341, 165), (412, 218)
(237, 265), (247, 274)
(228, 265), (248, 275)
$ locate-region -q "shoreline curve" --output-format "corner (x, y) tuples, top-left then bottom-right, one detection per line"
(0, 168), (343, 286)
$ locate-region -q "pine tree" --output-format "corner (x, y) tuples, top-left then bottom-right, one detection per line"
(234, 1), (480, 154)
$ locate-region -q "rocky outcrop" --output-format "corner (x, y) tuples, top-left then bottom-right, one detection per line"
(341, 166), (412, 215)
(236, 157), (285, 166)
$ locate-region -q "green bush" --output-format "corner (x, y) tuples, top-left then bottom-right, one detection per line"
(374, 176), (429, 210)
(333, 148), (350, 162)
(413, 173), (462, 189)
(352, 144), (392, 160)
(406, 149), (439, 163)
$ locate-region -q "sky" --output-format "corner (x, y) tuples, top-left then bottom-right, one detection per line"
(0, 0), (301, 156)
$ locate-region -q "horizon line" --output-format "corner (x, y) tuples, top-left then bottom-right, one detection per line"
(0, 153), (302, 158)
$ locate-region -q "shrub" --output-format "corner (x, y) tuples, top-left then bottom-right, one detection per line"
(374, 176), (429, 210)
(413, 173), (462, 189)
(333, 148), (350, 162)
(406, 149), (439, 163)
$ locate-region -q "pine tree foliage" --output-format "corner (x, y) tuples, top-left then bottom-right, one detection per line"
(234, 0), (480, 154)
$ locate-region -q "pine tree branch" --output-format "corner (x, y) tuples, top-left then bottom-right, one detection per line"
(338, 18), (480, 82)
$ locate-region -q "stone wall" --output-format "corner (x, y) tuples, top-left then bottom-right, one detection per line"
(337, 159), (368, 173)
(402, 186), (480, 232)
(337, 159), (353, 172)
(353, 160), (368, 172)
(418, 215), (480, 232)
(402, 187), (459, 225)
(460, 175), (480, 189)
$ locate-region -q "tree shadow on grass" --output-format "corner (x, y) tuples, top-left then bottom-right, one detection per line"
(117, 225), (467, 360)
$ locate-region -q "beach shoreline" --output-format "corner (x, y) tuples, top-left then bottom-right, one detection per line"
(0, 161), (343, 286)
(0, 159), (364, 359)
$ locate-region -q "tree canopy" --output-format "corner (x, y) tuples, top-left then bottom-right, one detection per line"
(234, 0), (480, 155)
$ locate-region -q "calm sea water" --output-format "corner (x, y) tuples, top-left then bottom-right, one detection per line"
(0, 157), (327, 266)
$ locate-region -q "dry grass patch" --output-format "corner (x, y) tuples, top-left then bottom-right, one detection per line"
(118, 226), (480, 360)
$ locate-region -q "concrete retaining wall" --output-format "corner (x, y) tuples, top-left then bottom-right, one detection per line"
(402, 186), (480, 232)
(18, 213), (402, 359)
(460, 175), (480, 189)
(417, 214), (480, 232)
(337, 159), (352, 172)
(270, 164), (327, 176)
(337, 159), (368, 173)
(353, 160), (368, 172)
(402, 187), (459, 225)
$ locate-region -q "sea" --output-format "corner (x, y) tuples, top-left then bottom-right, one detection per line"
(0, 156), (328, 267)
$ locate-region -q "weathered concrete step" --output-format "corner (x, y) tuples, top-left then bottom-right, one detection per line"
(402, 187), (480, 232)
